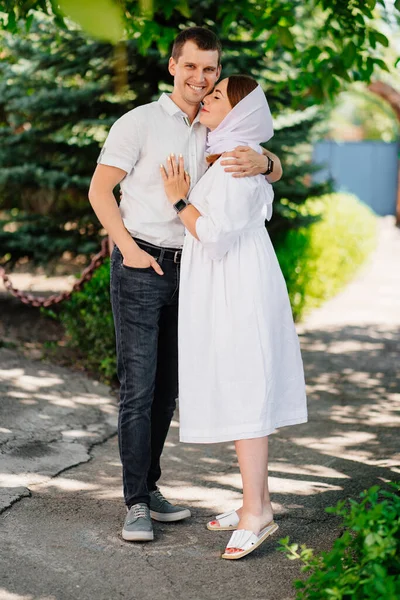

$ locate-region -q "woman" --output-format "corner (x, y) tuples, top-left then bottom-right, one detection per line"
(160, 75), (307, 560)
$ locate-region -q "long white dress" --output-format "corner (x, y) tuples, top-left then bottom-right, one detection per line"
(178, 158), (308, 443)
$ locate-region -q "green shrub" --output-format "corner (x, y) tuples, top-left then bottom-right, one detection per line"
(279, 483), (400, 600)
(57, 259), (116, 381)
(274, 193), (377, 321)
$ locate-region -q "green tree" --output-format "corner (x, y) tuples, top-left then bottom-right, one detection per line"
(1, 1), (399, 100)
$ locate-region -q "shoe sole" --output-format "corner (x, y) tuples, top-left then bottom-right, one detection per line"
(150, 508), (191, 522)
(221, 522), (279, 560)
(122, 529), (154, 542)
(207, 523), (237, 531)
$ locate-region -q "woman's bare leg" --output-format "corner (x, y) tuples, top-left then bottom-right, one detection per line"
(233, 436), (273, 535)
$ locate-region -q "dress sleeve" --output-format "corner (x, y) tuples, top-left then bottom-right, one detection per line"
(194, 162), (273, 260)
(97, 111), (142, 174)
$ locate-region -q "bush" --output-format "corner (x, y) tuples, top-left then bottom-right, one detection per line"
(274, 192), (377, 321)
(279, 483), (400, 599)
(57, 259), (116, 381)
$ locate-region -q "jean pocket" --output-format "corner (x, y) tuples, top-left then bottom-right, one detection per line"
(121, 263), (153, 273)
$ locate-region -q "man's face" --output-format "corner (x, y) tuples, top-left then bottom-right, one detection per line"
(169, 41), (221, 107)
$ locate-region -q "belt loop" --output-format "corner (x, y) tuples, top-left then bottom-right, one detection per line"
(158, 248), (165, 265)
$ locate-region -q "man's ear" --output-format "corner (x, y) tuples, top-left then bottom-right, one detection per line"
(216, 65), (222, 80)
(168, 57), (176, 77)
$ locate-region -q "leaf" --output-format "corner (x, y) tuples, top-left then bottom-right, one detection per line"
(374, 31), (389, 47)
(373, 58), (390, 72)
(308, 45), (321, 60)
(25, 13), (34, 32)
(175, 0), (191, 19)
(6, 8), (16, 32)
(343, 41), (357, 67)
(366, 0), (377, 7)
(277, 26), (295, 50)
(395, 0), (400, 10)
(139, 0), (154, 19)
(58, 0), (124, 44)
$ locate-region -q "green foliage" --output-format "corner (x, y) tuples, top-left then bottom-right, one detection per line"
(58, 0), (124, 43)
(274, 192), (377, 320)
(279, 483), (400, 599)
(0, 18), (119, 214)
(57, 259), (116, 380)
(1, 1), (399, 100)
(0, 15), (165, 263)
(0, 211), (99, 265)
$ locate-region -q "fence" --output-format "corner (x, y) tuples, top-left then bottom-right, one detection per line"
(313, 140), (399, 216)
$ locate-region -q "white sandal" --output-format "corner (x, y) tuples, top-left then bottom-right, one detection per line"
(221, 521), (279, 559)
(206, 509), (240, 531)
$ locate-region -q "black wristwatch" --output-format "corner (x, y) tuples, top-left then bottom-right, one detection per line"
(262, 156), (274, 176)
(173, 198), (191, 213)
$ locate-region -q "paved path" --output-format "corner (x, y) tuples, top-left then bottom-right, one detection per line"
(0, 218), (399, 600)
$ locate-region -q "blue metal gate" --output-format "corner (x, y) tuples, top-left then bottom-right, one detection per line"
(313, 140), (399, 216)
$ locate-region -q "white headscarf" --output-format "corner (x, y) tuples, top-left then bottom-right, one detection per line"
(206, 84), (273, 156)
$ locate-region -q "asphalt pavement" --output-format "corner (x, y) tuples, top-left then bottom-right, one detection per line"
(0, 217), (399, 600)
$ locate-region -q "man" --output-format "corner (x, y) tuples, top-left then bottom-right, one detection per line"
(88, 27), (282, 542)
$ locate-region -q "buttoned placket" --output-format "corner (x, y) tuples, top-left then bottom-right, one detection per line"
(181, 114), (201, 193)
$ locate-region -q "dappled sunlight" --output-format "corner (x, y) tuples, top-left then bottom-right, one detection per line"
(35, 477), (98, 492)
(0, 349), (118, 513)
(0, 590), (55, 600)
(0, 369), (64, 391)
(268, 462), (350, 479)
(61, 429), (99, 439)
(0, 473), (50, 487)
(269, 476), (343, 496)
(203, 472), (343, 497)
(292, 431), (377, 459)
(329, 397), (400, 427)
(7, 391), (31, 399)
(160, 482), (243, 512)
(0, 355), (117, 416)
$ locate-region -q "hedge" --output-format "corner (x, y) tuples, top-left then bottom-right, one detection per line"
(275, 192), (377, 321)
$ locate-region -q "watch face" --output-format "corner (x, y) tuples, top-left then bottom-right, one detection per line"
(174, 199), (187, 213)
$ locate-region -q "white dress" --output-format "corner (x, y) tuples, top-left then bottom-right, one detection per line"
(178, 159), (308, 443)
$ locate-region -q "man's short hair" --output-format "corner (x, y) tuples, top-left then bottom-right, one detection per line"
(172, 27), (222, 64)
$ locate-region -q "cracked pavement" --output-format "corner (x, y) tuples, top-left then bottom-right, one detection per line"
(0, 217), (399, 600)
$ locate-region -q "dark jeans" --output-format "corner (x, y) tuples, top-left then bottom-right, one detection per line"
(110, 240), (180, 508)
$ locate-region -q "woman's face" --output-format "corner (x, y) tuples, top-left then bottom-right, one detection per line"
(199, 78), (232, 131)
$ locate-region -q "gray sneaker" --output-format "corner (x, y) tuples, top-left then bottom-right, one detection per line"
(149, 488), (191, 522)
(122, 503), (154, 541)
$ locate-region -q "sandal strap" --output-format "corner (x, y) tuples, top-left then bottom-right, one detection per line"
(214, 510), (239, 527)
(226, 529), (258, 551)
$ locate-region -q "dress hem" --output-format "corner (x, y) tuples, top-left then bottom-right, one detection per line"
(179, 414), (308, 444)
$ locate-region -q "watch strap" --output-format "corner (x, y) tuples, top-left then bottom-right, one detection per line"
(262, 156), (274, 176)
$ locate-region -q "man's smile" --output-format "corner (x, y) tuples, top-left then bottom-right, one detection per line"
(187, 83), (206, 92)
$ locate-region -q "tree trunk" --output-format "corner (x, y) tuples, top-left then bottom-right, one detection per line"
(368, 81), (400, 226)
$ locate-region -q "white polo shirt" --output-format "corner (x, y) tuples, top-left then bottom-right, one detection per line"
(98, 94), (208, 248)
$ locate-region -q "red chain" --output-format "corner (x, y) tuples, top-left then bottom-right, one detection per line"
(0, 238), (110, 308)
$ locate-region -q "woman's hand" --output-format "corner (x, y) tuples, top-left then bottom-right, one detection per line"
(160, 154), (190, 204)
